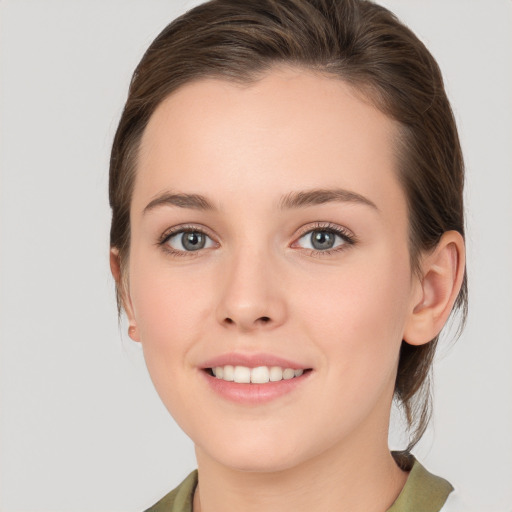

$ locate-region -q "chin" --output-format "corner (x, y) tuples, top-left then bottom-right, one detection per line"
(212, 451), (303, 474)
(195, 431), (310, 474)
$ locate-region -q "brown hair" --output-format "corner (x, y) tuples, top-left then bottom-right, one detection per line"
(109, 0), (467, 455)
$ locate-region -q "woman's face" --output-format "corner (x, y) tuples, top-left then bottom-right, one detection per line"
(124, 67), (421, 472)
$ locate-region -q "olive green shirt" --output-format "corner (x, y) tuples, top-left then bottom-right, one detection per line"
(145, 457), (453, 512)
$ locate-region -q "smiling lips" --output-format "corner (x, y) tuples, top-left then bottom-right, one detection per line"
(211, 365), (305, 384)
(201, 354), (312, 403)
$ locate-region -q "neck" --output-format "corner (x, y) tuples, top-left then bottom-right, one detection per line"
(193, 423), (408, 512)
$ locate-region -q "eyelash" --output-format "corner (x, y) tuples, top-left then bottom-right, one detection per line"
(157, 222), (356, 258)
(158, 224), (216, 258)
(293, 222), (357, 257)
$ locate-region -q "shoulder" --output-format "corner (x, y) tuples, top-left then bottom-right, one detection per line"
(387, 454), (454, 512)
(144, 471), (198, 512)
(145, 462), (475, 512)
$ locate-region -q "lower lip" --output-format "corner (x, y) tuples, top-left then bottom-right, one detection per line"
(201, 370), (311, 404)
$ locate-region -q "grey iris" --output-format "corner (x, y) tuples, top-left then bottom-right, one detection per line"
(182, 232), (205, 251)
(311, 230), (335, 250)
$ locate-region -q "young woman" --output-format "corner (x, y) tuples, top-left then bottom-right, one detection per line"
(109, 1), (467, 510)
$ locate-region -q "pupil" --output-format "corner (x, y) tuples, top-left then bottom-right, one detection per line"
(311, 230), (335, 250)
(182, 232), (205, 251)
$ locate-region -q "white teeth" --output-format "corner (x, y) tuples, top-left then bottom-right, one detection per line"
(210, 365), (306, 384)
(282, 368), (295, 380)
(269, 366), (283, 382)
(234, 366), (251, 383)
(223, 365), (234, 381)
(250, 366), (270, 384)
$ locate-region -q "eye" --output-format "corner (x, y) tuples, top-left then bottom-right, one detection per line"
(294, 225), (355, 252)
(164, 229), (216, 253)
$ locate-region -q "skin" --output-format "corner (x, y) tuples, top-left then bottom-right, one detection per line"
(111, 67), (465, 512)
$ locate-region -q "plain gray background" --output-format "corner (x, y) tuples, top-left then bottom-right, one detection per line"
(1, 1), (511, 511)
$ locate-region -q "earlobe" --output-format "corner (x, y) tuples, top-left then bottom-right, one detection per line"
(128, 324), (140, 342)
(403, 231), (465, 346)
(110, 248), (140, 342)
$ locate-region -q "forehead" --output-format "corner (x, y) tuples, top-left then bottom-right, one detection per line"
(134, 67), (404, 216)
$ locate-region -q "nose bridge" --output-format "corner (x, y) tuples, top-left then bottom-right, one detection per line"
(216, 238), (286, 331)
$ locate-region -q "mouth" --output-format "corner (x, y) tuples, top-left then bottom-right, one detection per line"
(204, 365), (312, 384)
(199, 353), (313, 403)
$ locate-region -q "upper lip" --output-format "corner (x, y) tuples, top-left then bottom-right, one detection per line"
(200, 352), (310, 370)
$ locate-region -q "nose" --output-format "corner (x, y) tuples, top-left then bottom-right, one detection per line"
(216, 244), (287, 332)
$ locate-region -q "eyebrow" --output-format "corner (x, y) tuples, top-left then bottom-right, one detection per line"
(278, 188), (378, 211)
(143, 192), (215, 214)
(143, 187), (378, 215)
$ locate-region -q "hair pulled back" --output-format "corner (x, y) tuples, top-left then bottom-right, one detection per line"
(109, 0), (467, 456)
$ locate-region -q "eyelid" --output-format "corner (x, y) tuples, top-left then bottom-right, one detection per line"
(159, 221), (218, 240)
(291, 222), (357, 253)
(158, 224), (219, 255)
(298, 221), (356, 239)
(294, 221), (355, 239)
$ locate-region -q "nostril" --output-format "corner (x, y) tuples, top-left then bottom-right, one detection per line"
(222, 316), (272, 327)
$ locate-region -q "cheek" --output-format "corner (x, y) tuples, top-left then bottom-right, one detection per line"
(127, 258), (221, 430)
(128, 253), (215, 370)
(294, 249), (412, 382)
(290, 258), (411, 439)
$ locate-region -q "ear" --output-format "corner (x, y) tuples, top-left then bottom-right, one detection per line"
(110, 247), (140, 342)
(403, 231), (465, 346)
